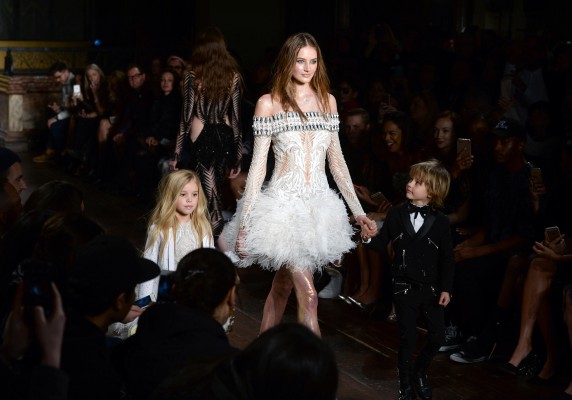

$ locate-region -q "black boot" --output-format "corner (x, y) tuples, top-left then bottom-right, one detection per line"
(398, 366), (414, 400)
(413, 369), (432, 400)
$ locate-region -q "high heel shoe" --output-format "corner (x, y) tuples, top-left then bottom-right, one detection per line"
(347, 296), (366, 309)
(336, 294), (352, 305)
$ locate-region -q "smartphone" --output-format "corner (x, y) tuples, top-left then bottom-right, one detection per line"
(531, 167), (543, 185)
(133, 295), (152, 309)
(21, 259), (54, 324)
(370, 191), (390, 205)
(457, 138), (472, 156)
(73, 84), (81, 96)
(157, 271), (175, 303)
(544, 226), (561, 242)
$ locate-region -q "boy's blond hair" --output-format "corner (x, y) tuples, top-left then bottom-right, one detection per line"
(409, 159), (450, 209)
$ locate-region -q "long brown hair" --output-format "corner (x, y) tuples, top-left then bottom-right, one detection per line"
(188, 26), (242, 102)
(270, 32), (331, 117)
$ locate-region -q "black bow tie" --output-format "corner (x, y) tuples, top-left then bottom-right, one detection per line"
(408, 203), (430, 219)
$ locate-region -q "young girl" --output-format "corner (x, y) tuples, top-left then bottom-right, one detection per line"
(136, 169), (214, 302)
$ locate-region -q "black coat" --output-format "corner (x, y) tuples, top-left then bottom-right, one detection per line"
(369, 202), (455, 293)
(121, 303), (237, 400)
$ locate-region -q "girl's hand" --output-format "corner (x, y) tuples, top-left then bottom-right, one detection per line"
(356, 215), (377, 240)
(453, 149), (474, 177)
(122, 305), (146, 323)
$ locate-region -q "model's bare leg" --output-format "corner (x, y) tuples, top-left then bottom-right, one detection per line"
(290, 267), (321, 336)
(353, 243), (370, 299)
(260, 268), (293, 334)
(508, 257), (556, 367)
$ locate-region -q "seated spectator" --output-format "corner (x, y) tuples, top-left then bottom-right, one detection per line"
(135, 69), (182, 202)
(157, 323), (338, 400)
(499, 142), (572, 381)
(166, 55), (187, 80)
(33, 61), (75, 164)
(0, 177), (21, 237)
(121, 247), (239, 400)
(335, 76), (362, 123)
(60, 234), (160, 400)
(23, 180), (84, 214)
(448, 118), (536, 364)
(0, 146), (27, 202)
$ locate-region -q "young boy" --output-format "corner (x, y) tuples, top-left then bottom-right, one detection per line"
(368, 159), (454, 400)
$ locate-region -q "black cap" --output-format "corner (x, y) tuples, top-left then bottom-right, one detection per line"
(69, 234), (160, 299)
(490, 118), (527, 140)
(0, 147), (21, 175)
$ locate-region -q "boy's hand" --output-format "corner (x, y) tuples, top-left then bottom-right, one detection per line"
(439, 292), (450, 306)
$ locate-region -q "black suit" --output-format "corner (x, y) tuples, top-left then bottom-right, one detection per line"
(368, 202), (454, 374)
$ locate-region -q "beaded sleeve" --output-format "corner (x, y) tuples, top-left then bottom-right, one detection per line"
(326, 121), (366, 218)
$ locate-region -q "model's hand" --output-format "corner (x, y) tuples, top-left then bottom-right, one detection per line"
(236, 229), (247, 259)
(228, 166), (241, 179)
(356, 215), (377, 240)
(439, 292), (451, 306)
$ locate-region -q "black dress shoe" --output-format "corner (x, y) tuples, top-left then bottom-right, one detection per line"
(399, 382), (415, 400)
(414, 371), (432, 400)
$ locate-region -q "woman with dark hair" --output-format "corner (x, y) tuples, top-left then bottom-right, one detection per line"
(186, 323), (338, 400)
(23, 180), (84, 214)
(220, 32), (377, 336)
(122, 248), (239, 400)
(169, 26), (244, 238)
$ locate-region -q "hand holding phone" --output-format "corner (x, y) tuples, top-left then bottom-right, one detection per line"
(544, 226), (561, 242)
(457, 138), (472, 156)
(73, 84), (81, 96)
(133, 295), (152, 309)
(531, 167), (543, 186)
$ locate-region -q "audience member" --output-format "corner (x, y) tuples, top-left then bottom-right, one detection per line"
(60, 234), (160, 400)
(0, 281), (67, 400)
(0, 146), (27, 200)
(23, 180), (84, 214)
(168, 323), (338, 400)
(122, 248), (239, 400)
(166, 55), (187, 80)
(33, 61), (75, 164)
(448, 118), (536, 364)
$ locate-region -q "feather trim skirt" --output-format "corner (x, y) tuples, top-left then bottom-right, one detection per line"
(221, 187), (357, 273)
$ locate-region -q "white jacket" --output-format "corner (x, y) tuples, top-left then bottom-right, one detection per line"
(136, 225), (214, 301)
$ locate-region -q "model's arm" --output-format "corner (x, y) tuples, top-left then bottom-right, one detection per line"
(230, 73), (243, 169)
(172, 71), (196, 165)
(238, 95), (273, 230)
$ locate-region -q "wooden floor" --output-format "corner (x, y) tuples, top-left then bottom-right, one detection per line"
(19, 150), (569, 400)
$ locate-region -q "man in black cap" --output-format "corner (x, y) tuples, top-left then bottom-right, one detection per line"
(448, 117), (536, 364)
(61, 234), (160, 400)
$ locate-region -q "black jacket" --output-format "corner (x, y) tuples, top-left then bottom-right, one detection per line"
(121, 303), (237, 400)
(368, 202), (455, 293)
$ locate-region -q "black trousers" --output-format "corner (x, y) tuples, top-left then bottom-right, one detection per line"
(393, 280), (445, 373)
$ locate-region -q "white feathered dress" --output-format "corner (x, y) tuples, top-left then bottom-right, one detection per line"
(221, 111), (366, 273)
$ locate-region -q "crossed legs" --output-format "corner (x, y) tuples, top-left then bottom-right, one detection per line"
(260, 266), (321, 337)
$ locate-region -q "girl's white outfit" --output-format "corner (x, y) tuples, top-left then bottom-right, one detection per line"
(221, 111), (366, 273)
(137, 223), (215, 301)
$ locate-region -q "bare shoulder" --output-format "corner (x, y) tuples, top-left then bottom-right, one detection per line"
(254, 94), (276, 117)
(327, 93), (338, 114)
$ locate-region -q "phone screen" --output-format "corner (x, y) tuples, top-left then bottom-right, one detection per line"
(21, 259), (54, 323)
(73, 84), (81, 95)
(531, 168), (543, 185)
(133, 295), (152, 308)
(545, 226), (561, 242)
(457, 138), (471, 156)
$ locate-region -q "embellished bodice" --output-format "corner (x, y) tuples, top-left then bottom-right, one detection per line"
(239, 111), (365, 228)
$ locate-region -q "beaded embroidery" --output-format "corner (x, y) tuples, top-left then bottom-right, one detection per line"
(252, 112), (339, 136)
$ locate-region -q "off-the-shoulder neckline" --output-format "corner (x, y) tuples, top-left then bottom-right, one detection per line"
(253, 111), (339, 119)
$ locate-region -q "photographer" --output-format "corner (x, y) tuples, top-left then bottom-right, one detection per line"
(0, 280), (68, 400)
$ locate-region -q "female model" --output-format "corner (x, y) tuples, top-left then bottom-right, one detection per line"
(169, 26), (243, 238)
(222, 32), (377, 336)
